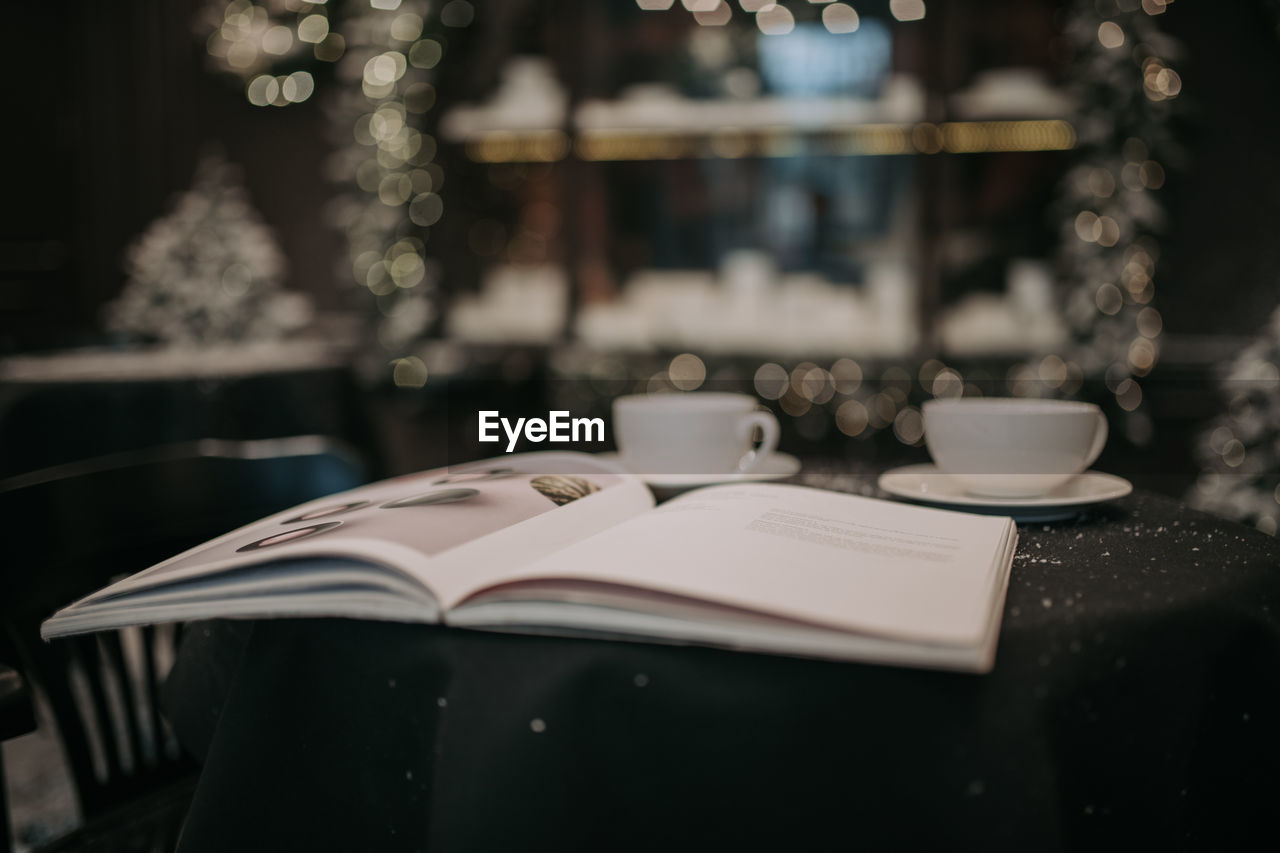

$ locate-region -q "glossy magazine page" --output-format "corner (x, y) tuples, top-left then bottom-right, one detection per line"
(42, 452), (653, 638)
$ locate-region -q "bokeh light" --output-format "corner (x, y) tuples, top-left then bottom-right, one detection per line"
(756, 4), (795, 35)
(668, 353), (707, 390)
(835, 400), (869, 437)
(391, 355), (429, 387)
(1097, 21), (1125, 49)
(821, 3), (859, 33)
(693, 0), (732, 25)
(754, 363), (789, 400)
(889, 0), (925, 21)
(830, 358), (862, 394)
(893, 407), (924, 445)
(441, 0), (474, 27)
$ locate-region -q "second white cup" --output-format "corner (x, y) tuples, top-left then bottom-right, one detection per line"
(613, 393), (780, 475)
(923, 398), (1108, 498)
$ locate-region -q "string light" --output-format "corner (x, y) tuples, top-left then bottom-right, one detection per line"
(1056, 0), (1179, 418)
(203, 0), (338, 83)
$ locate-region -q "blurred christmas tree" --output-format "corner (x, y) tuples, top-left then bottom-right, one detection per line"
(1052, 0), (1180, 438)
(106, 150), (309, 346)
(1190, 306), (1280, 535)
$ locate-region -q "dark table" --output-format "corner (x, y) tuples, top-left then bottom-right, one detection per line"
(0, 343), (380, 478)
(165, 489), (1280, 852)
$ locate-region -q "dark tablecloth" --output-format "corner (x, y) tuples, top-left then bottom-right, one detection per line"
(166, 491), (1280, 852)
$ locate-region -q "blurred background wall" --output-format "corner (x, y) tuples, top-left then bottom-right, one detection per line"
(1, 0), (1277, 526)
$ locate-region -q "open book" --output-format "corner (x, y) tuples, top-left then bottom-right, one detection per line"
(42, 453), (1018, 673)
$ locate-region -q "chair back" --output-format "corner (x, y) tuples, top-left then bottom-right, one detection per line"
(0, 437), (368, 818)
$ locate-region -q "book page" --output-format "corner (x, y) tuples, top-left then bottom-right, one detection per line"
(456, 483), (1012, 646)
(65, 452), (654, 610)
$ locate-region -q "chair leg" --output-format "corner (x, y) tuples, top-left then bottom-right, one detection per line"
(1, 754), (12, 853)
(2, 661), (39, 853)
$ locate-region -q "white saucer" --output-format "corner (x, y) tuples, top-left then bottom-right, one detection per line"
(877, 464), (1132, 522)
(597, 452), (801, 489)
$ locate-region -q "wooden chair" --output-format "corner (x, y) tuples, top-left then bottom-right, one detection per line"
(0, 437), (368, 852)
(1, 662), (37, 853)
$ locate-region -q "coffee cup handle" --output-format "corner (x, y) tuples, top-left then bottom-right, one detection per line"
(1085, 410), (1109, 469)
(735, 411), (780, 473)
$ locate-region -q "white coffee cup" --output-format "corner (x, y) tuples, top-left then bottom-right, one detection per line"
(922, 398), (1108, 498)
(613, 393), (780, 475)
